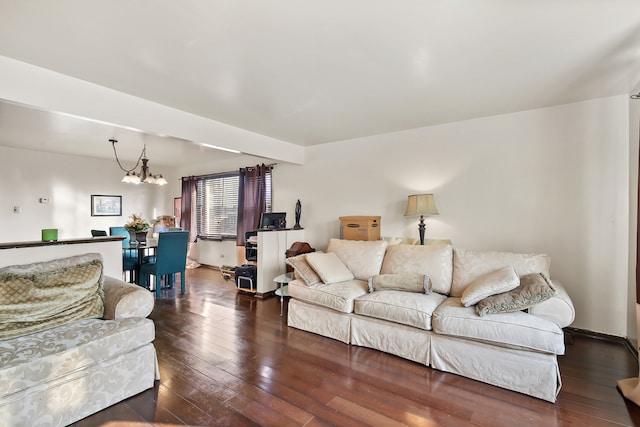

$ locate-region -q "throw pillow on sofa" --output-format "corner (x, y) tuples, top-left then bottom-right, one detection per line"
(460, 266), (520, 307)
(306, 252), (355, 284)
(368, 273), (431, 293)
(476, 272), (556, 316)
(0, 253), (105, 340)
(286, 253), (322, 286)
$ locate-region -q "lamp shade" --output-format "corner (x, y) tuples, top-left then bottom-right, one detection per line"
(404, 194), (439, 216)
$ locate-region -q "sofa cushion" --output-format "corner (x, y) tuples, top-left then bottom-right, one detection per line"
(477, 273), (556, 316)
(432, 298), (564, 354)
(451, 248), (551, 297)
(288, 279), (368, 313)
(354, 290), (447, 330)
(368, 273), (431, 293)
(327, 238), (388, 281)
(380, 243), (453, 295)
(0, 317), (155, 398)
(306, 252), (354, 284)
(285, 253), (322, 286)
(460, 266), (520, 307)
(0, 253), (105, 340)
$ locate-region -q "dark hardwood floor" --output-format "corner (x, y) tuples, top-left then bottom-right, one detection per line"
(73, 268), (640, 426)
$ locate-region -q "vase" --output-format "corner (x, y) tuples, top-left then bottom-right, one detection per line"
(129, 230), (148, 244)
(136, 231), (148, 244)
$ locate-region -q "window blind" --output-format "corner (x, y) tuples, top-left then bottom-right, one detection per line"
(196, 173), (239, 240)
(194, 167), (272, 240)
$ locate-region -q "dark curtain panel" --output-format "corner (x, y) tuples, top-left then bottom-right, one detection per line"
(181, 176), (197, 242)
(236, 164), (272, 246)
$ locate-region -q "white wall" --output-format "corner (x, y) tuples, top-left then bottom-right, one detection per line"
(0, 145), (177, 242)
(271, 95), (631, 337)
(628, 82), (640, 348)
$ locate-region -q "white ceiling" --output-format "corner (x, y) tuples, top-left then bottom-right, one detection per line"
(0, 0), (639, 164)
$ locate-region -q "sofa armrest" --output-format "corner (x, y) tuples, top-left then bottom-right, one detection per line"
(103, 276), (154, 319)
(528, 280), (575, 328)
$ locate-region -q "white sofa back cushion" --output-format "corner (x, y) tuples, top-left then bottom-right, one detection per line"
(327, 238), (388, 281)
(451, 249), (551, 297)
(380, 244), (453, 295)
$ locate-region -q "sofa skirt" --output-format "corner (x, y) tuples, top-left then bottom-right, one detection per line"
(288, 299), (561, 402)
(288, 299), (351, 344)
(351, 315), (431, 365)
(430, 334), (561, 402)
(0, 343), (157, 427)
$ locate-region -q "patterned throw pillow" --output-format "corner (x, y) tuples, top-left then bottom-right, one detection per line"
(286, 253), (322, 286)
(0, 253), (105, 339)
(476, 273), (556, 316)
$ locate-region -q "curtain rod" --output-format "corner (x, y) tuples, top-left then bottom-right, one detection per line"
(239, 163), (277, 172)
(182, 163), (277, 181)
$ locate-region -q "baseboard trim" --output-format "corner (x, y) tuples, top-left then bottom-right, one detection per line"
(564, 327), (638, 362)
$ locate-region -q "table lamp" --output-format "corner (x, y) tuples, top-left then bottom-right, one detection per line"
(404, 194), (439, 245)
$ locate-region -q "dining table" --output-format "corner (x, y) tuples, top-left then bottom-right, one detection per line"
(123, 241), (157, 286)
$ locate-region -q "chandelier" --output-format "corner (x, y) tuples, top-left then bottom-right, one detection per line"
(110, 139), (168, 185)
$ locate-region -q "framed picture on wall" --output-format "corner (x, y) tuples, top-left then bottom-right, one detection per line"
(91, 195), (122, 216)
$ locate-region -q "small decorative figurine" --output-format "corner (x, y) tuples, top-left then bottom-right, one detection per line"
(293, 199), (303, 229)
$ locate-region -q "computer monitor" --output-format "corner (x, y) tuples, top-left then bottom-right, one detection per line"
(259, 212), (286, 230)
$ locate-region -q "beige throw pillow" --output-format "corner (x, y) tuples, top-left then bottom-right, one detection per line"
(476, 273), (556, 317)
(306, 252), (355, 284)
(368, 273), (431, 293)
(460, 266), (520, 307)
(285, 253), (322, 286)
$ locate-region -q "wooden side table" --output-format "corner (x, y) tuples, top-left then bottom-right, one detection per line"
(273, 272), (295, 316)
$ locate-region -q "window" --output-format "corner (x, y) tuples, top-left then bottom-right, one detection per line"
(196, 173), (240, 240)
(195, 169), (273, 240)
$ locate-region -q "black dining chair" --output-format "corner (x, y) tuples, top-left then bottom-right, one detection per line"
(109, 226), (138, 283)
(139, 231), (189, 298)
(90, 229), (107, 237)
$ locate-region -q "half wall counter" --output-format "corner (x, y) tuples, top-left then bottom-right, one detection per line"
(0, 236), (125, 278)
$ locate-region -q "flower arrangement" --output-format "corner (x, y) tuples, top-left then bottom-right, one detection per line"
(124, 213), (151, 232)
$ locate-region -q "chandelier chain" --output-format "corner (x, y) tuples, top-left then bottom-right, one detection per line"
(110, 139), (144, 173)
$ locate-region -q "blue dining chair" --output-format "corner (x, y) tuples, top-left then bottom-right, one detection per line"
(139, 231), (189, 298)
(109, 226), (138, 283)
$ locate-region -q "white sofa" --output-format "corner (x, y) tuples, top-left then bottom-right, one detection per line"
(286, 239), (575, 402)
(0, 253), (159, 427)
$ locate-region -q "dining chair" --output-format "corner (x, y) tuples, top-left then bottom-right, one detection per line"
(109, 226), (138, 283)
(139, 231), (189, 298)
(90, 229), (107, 237)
